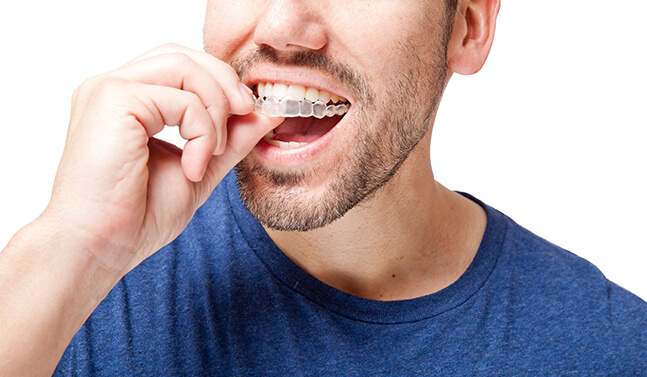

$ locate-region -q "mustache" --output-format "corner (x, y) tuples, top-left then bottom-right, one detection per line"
(230, 46), (374, 104)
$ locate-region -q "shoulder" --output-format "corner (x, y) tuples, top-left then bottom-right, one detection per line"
(493, 205), (645, 309)
(485, 205), (647, 367)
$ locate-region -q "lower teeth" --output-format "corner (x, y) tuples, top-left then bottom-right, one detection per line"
(266, 140), (308, 149)
(255, 96), (349, 118)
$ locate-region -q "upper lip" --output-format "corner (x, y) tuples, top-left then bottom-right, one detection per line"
(243, 65), (354, 104)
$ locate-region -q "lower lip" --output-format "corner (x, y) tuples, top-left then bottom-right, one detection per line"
(253, 111), (349, 165)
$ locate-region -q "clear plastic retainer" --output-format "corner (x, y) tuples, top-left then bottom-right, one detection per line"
(254, 96), (350, 119)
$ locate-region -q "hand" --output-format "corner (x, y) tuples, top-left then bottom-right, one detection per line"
(1, 43), (285, 376)
(44, 44), (281, 275)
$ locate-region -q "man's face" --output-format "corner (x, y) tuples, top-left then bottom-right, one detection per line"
(204, 0), (454, 231)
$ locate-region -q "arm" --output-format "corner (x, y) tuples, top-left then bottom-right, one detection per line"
(0, 44), (281, 376)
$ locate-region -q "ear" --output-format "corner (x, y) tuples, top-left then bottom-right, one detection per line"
(446, 0), (501, 75)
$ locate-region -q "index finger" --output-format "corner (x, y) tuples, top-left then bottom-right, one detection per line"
(121, 43), (254, 115)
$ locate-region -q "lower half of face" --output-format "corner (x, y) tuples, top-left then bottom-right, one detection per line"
(235, 38), (449, 232)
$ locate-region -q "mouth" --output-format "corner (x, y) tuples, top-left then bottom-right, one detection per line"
(252, 82), (352, 149)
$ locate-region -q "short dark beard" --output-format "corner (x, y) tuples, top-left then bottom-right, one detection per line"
(231, 16), (451, 232)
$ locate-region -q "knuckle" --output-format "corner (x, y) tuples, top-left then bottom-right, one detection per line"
(162, 52), (195, 67)
(158, 42), (183, 52)
(178, 92), (209, 127)
(202, 129), (218, 145)
(167, 42), (184, 51)
(72, 75), (131, 108)
(72, 76), (103, 104)
(183, 90), (203, 108)
(141, 43), (183, 58)
(89, 77), (127, 100)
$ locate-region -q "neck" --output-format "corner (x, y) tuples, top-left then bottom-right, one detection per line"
(264, 132), (487, 301)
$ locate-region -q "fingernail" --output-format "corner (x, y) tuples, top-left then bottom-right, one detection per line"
(238, 83), (255, 106)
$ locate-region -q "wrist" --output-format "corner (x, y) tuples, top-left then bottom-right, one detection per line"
(4, 212), (129, 303)
(0, 214), (128, 375)
(37, 206), (139, 278)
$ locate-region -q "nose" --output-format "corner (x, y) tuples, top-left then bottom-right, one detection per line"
(253, 0), (327, 52)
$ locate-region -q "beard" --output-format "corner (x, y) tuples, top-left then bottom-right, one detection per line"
(231, 39), (449, 232)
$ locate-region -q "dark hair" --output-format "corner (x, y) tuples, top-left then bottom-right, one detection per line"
(445, 0), (458, 20)
(443, 0), (459, 43)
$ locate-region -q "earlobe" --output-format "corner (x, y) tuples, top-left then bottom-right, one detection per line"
(447, 0), (501, 75)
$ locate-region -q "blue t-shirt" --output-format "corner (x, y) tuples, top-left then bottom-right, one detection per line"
(55, 171), (647, 376)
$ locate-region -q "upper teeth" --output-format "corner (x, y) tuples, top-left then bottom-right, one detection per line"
(256, 82), (347, 104)
(255, 82), (351, 149)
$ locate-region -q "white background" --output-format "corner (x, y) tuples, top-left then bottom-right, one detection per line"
(1, 1), (645, 300)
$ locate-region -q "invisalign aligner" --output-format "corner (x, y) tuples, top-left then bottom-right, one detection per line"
(254, 96), (350, 119)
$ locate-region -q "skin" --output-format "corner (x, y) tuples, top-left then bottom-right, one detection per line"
(205, 0), (498, 298)
(0, 0), (500, 375)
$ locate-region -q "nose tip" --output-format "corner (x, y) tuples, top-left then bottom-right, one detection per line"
(253, 0), (327, 52)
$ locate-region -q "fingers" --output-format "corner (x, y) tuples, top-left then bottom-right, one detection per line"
(202, 113), (285, 184)
(72, 44), (270, 183)
(226, 114), (285, 158)
(129, 84), (223, 182)
(118, 43), (254, 116)
(112, 44), (257, 160)
(44, 44), (275, 272)
(129, 84), (283, 183)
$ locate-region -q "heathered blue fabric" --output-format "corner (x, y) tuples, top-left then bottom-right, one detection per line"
(54, 171), (647, 376)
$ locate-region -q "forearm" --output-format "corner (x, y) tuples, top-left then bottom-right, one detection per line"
(0, 216), (125, 376)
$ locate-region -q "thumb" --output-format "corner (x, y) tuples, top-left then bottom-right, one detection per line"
(195, 113), (284, 202)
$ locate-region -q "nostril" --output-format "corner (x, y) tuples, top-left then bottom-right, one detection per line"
(253, 2), (327, 52)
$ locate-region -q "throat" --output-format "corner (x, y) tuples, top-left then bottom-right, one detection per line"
(263, 179), (487, 301)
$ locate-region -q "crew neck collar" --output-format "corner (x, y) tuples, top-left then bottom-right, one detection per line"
(225, 172), (507, 324)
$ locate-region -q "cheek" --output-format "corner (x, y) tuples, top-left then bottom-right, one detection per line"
(203, 2), (259, 61)
(331, 7), (446, 98)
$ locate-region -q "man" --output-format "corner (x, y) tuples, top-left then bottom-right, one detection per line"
(1, 0), (645, 375)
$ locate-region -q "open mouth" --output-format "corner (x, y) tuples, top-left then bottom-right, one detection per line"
(253, 82), (351, 149)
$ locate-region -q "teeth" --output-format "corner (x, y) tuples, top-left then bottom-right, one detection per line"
(272, 83), (288, 100)
(255, 82), (350, 106)
(318, 91), (331, 104)
(305, 87), (319, 102)
(264, 83), (274, 98)
(257, 82), (266, 99)
(256, 96), (349, 119)
(262, 130), (308, 149)
(287, 85), (306, 101)
(268, 140), (308, 149)
(253, 82), (351, 119)
(255, 82), (352, 148)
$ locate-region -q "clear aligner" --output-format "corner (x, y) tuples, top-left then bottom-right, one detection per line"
(254, 96), (349, 118)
